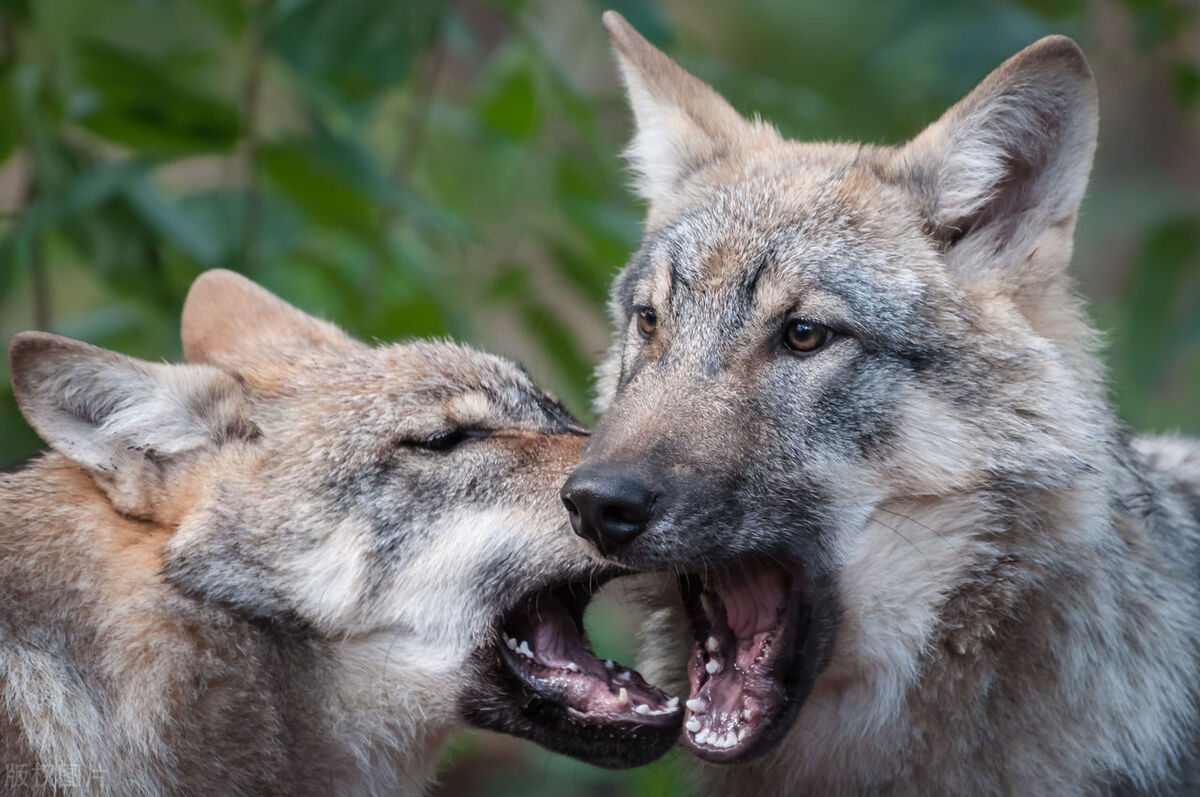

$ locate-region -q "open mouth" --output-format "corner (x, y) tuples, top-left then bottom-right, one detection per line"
(463, 572), (682, 769)
(679, 559), (829, 762)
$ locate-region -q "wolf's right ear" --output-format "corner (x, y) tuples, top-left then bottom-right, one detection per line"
(10, 332), (256, 516)
(181, 269), (359, 369)
(602, 11), (773, 209)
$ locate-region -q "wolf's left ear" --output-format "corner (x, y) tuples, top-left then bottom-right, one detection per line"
(603, 11), (774, 210)
(898, 36), (1098, 304)
(10, 332), (256, 517)
(182, 269), (360, 369)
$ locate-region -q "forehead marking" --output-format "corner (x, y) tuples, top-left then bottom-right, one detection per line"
(447, 391), (492, 426)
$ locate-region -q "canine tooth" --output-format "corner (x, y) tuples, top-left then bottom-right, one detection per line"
(564, 662), (580, 672)
(686, 698), (704, 712)
(667, 696), (680, 708)
(738, 728), (747, 741)
(686, 718), (702, 733)
(604, 659), (614, 669)
(705, 659), (721, 675)
(505, 636), (517, 650)
(634, 704), (651, 715)
(517, 641), (533, 658)
(706, 636), (720, 652)
(617, 687), (629, 704)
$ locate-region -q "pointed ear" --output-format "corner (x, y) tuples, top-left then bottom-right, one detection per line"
(602, 10), (771, 207)
(10, 332), (255, 516)
(898, 36), (1098, 293)
(181, 269), (358, 368)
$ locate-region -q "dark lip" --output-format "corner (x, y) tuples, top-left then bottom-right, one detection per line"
(676, 559), (839, 764)
(459, 566), (682, 769)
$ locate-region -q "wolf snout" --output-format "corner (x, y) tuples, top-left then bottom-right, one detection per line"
(560, 464), (658, 555)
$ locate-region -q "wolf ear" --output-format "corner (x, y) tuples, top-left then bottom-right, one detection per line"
(603, 11), (770, 208)
(10, 332), (255, 516)
(898, 36), (1098, 299)
(181, 269), (358, 368)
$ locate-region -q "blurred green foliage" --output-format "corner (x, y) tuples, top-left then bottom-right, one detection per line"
(0, 0), (1196, 793)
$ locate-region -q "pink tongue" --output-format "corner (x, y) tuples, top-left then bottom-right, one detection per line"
(713, 563), (788, 639)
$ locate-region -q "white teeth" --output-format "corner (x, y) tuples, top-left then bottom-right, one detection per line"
(617, 687), (629, 704)
(706, 636), (720, 653)
(742, 707), (753, 720)
(667, 696), (680, 708)
(634, 704), (651, 715)
(516, 641), (534, 658)
(616, 670), (631, 682)
(604, 659), (614, 669)
(564, 662), (580, 672)
(695, 729), (710, 745)
(686, 698), (704, 712)
(505, 636), (517, 650)
(705, 660), (721, 675)
(738, 728), (747, 741)
(724, 731), (738, 747)
(686, 718), (702, 733)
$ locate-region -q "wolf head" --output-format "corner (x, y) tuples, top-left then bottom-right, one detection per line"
(563, 12), (1105, 764)
(8, 270), (680, 768)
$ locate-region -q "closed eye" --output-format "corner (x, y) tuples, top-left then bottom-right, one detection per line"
(399, 428), (488, 453)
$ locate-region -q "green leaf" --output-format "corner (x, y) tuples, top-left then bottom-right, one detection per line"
(478, 54), (540, 139)
(74, 40), (241, 153)
(258, 138), (383, 236)
(120, 177), (224, 266)
(268, 0), (442, 106)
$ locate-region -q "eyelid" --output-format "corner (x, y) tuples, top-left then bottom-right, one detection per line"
(397, 427), (490, 452)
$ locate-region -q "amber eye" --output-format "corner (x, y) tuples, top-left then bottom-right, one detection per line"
(636, 306), (658, 339)
(783, 319), (833, 354)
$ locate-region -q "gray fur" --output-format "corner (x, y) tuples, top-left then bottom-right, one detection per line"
(586, 12), (1200, 795)
(1, 270), (594, 795)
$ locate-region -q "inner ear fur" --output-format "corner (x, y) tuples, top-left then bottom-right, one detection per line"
(9, 331), (256, 519)
(897, 36), (1098, 277)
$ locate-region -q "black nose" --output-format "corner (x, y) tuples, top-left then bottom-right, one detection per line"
(561, 465), (658, 555)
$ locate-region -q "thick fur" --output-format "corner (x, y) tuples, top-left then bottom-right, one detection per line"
(0, 270), (593, 796)
(587, 12), (1200, 795)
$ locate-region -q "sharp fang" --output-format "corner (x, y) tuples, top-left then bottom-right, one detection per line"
(685, 718), (701, 732)
(564, 662), (580, 672)
(604, 659), (614, 669)
(517, 641), (534, 658)
(634, 704), (651, 715)
(705, 659), (721, 675)
(738, 728), (747, 741)
(618, 687), (629, 704)
(505, 636), (517, 650)
(667, 696), (680, 708)
(686, 698), (704, 712)
(705, 636), (720, 653)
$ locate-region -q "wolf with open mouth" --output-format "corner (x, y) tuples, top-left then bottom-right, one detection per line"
(562, 12), (1200, 795)
(1, 270), (678, 795)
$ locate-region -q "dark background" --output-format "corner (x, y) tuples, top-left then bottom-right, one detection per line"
(0, 0), (1196, 793)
